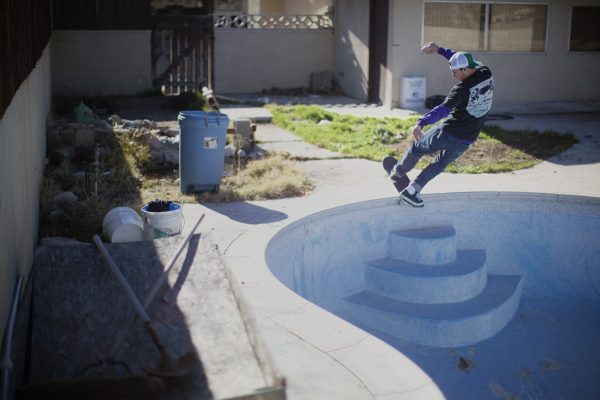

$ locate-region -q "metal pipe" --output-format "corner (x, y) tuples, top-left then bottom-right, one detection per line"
(0, 274), (25, 400)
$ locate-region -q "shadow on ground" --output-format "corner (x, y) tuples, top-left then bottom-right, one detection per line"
(487, 112), (600, 167)
(201, 202), (288, 224)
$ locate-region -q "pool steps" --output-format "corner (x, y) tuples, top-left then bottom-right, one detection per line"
(344, 225), (523, 347)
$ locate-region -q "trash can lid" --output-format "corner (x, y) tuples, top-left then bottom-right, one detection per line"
(178, 110), (228, 121)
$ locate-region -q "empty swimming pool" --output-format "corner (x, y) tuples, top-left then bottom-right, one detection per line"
(266, 192), (600, 399)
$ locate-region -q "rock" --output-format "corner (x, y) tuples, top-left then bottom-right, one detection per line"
(46, 209), (65, 224)
(48, 146), (74, 165)
(224, 145), (236, 158)
(162, 135), (179, 144)
(67, 122), (85, 130)
(94, 120), (112, 130)
(75, 128), (95, 148)
(59, 128), (76, 146)
(140, 131), (180, 164)
(52, 191), (79, 209)
(318, 119), (331, 125)
(159, 136), (179, 164)
(138, 130), (158, 145)
(164, 128), (179, 137)
(94, 129), (114, 144)
(113, 127), (132, 136)
(143, 119), (157, 129)
(108, 114), (123, 125)
(72, 171), (88, 183)
(138, 131), (163, 163)
(125, 120), (144, 129)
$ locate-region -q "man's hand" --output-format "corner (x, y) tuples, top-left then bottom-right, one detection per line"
(421, 42), (439, 54)
(412, 125), (424, 141)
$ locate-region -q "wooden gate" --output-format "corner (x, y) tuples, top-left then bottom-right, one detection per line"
(152, 16), (214, 95)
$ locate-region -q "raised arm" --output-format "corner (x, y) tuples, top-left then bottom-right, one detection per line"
(421, 42), (456, 60)
(437, 47), (456, 60)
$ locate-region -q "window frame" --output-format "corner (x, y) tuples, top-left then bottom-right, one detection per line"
(422, 1), (550, 54)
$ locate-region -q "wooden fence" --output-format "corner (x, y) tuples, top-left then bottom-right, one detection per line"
(51, 0), (151, 30)
(0, 0), (51, 119)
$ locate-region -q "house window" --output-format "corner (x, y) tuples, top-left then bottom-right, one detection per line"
(215, 0), (245, 13)
(570, 6), (600, 51)
(424, 2), (548, 52)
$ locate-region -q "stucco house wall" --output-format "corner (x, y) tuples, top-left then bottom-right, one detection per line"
(281, 0), (333, 14)
(334, 0), (370, 101)
(386, 0), (600, 109)
(215, 29), (334, 94)
(51, 30), (152, 97)
(0, 46), (52, 336)
(248, 0), (333, 14)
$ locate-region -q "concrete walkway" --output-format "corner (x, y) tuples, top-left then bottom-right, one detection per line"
(182, 99), (600, 399)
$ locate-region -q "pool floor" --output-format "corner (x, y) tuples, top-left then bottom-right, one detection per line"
(346, 297), (600, 399)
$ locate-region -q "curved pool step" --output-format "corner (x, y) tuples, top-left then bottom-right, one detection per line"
(388, 225), (456, 265)
(344, 274), (523, 348)
(365, 249), (488, 304)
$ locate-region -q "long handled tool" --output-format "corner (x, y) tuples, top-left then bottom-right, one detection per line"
(92, 235), (197, 378)
(105, 214), (205, 363)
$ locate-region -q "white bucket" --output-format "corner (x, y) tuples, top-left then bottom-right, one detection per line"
(141, 202), (184, 239)
(102, 207), (144, 243)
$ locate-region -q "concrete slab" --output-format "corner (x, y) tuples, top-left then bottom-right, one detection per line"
(254, 124), (340, 159)
(30, 234), (282, 399)
(220, 106), (273, 123)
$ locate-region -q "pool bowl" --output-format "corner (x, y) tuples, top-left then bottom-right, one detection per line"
(266, 192), (600, 399)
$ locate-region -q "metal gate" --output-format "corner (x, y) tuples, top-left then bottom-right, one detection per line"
(152, 16), (214, 95)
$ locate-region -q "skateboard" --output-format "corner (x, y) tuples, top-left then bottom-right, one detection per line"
(382, 156), (410, 193)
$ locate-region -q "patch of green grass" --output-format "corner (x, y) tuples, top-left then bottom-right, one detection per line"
(270, 105), (578, 173)
(270, 105), (417, 159)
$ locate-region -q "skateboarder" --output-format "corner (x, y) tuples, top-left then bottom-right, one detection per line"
(390, 42), (494, 207)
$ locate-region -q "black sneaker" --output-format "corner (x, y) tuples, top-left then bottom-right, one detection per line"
(400, 189), (424, 207)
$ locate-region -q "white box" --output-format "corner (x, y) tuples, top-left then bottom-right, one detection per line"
(400, 76), (426, 108)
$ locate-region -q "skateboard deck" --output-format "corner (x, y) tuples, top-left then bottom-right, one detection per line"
(382, 156), (410, 193)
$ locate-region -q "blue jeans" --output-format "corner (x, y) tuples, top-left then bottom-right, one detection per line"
(397, 126), (469, 190)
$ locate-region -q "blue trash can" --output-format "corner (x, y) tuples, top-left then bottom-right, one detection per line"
(178, 110), (229, 193)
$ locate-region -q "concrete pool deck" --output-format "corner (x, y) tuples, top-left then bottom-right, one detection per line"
(181, 102), (600, 399)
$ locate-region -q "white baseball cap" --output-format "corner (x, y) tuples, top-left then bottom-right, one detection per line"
(449, 52), (481, 70)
